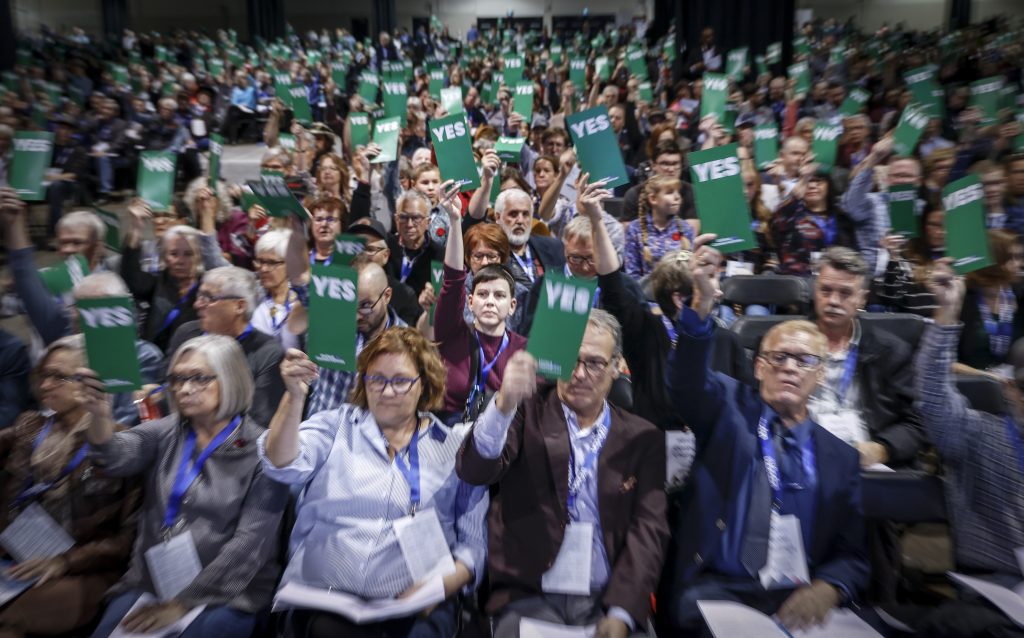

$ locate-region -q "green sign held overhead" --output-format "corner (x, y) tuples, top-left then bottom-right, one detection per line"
(943, 174), (993, 274)
(512, 82), (534, 121)
(626, 48), (648, 81)
(840, 87), (870, 117)
(440, 86), (463, 114)
(428, 69), (445, 100)
(789, 61), (811, 99)
(331, 234), (366, 266)
(495, 136), (525, 164)
(136, 151), (177, 211)
(307, 264), (359, 372)
(904, 66), (945, 118)
(429, 113), (480, 192)
(370, 116), (401, 163)
(569, 57), (587, 90)
(10, 131), (54, 201)
(358, 71), (380, 105)
(891, 102), (930, 156)
(753, 124), (779, 170)
(348, 113), (370, 149)
(688, 143), (757, 253)
(244, 176), (303, 218)
(39, 254), (88, 297)
(503, 55), (524, 86)
(78, 296), (142, 393)
(699, 73), (730, 124)
(527, 272), (598, 380)
(811, 122), (843, 174)
(970, 76), (1005, 127)
(381, 78), (408, 126)
(566, 106), (629, 189)
(887, 184), (919, 238)
(726, 47), (748, 81)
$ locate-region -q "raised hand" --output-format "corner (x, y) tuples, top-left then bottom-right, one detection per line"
(495, 351), (539, 414)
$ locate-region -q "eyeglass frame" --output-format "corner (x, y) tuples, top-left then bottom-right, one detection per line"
(166, 373), (218, 390)
(758, 350), (823, 370)
(252, 258), (286, 270)
(361, 374), (421, 395)
(572, 357), (612, 378)
(358, 288), (388, 314)
(195, 291), (243, 305)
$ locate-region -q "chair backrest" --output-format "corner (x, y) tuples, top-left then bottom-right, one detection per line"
(603, 197), (625, 220)
(731, 315), (792, 352)
(859, 313), (927, 350)
(608, 375), (634, 412)
(862, 471), (947, 523)
(955, 375), (1008, 416)
(721, 275), (810, 313)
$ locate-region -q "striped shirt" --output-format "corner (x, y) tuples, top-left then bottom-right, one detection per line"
(841, 169), (924, 277)
(914, 324), (1024, 576)
(257, 405), (489, 599)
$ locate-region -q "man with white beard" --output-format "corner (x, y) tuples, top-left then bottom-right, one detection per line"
(494, 189), (566, 290)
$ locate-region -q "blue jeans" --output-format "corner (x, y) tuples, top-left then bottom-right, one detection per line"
(91, 590), (257, 638)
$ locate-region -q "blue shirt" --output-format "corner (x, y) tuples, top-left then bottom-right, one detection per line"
(230, 84), (257, 110)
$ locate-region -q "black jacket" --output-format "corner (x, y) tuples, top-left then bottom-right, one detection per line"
(507, 235), (568, 337)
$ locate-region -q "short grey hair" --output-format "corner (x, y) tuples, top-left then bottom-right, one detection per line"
(262, 146), (293, 167)
(158, 97), (176, 110)
(562, 215), (593, 244)
(396, 189), (431, 213)
(184, 176), (233, 224)
(202, 266), (260, 319)
(166, 335), (254, 421)
(57, 210), (105, 244)
(586, 308), (623, 362)
(160, 225), (205, 277)
(255, 229), (291, 259)
(820, 246), (868, 284)
(494, 188), (532, 215)
(74, 272), (131, 299)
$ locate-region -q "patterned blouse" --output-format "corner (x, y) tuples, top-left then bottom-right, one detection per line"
(624, 215), (695, 279)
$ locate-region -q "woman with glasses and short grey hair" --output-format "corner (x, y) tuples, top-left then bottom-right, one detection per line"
(79, 335), (289, 638)
(262, 327), (488, 638)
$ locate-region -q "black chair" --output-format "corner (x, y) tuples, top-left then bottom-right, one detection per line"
(721, 275), (810, 314)
(861, 471), (947, 523)
(602, 196), (624, 220)
(730, 314), (791, 352)
(860, 313), (927, 350)
(955, 375), (1008, 415)
(608, 375), (634, 412)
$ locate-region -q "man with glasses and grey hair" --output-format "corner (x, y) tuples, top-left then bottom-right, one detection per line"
(166, 266), (285, 428)
(665, 235), (868, 635)
(458, 309), (669, 638)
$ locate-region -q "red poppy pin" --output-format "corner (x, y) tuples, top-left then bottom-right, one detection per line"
(672, 232), (681, 241)
(233, 438), (247, 448)
(436, 227), (446, 237)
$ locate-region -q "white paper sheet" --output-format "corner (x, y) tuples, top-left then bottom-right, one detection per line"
(392, 508), (456, 584)
(949, 572), (1024, 628)
(792, 609), (883, 637)
(144, 531), (202, 602)
(519, 618), (596, 638)
(699, 602), (882, 638)
(108, 593), (206, 638)
(541, 522), (593, 596)
(0, 503), (75, 562)
(759, 513), (810, 589)
(272, 574), (445, 623)
(864, 463), (894, 472)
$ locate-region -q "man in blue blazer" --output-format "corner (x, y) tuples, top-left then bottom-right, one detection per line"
(665, 235), (869, 634)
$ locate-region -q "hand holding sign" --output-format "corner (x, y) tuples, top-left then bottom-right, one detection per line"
(480, 149), (501, 179)
(438, 180), (463, 219)
(280, 348), (319, 398)
(0, 186), (28, 221)
(75, 368), (113, 422)
(691, 233), (724, 320)
(575, 172), (612, 220)
(495, 351), (539, 414)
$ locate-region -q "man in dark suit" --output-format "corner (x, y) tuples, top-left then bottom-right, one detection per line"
(458, 309), (669, 638)
(666, 236), (868, 634)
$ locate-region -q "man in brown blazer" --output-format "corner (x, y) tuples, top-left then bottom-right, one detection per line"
(457, 309), (669, 638)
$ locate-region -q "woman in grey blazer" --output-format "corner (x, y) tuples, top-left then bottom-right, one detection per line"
(79, 334), (289, 638)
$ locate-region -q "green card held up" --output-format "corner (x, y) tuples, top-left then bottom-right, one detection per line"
(503, 55), (524, 86)
(726, 47), (748, 80)
(527, 272), (598, 380)
(39, 254), (89, 297)
(840, 87), (870, 117)
(512, 82), (534, 121)
(307, 264), (359, 372)
(753, 124), (779, 170)
(348, 113), (370, 149)
(788, 61), (811, 99)
(891, 103), (930, 156)
(811, 122), (842, 174)
(370, 116), (401, 163)
(700, 73), (729, 124)
(428, 69), (445, 100)
(626, 48), (648, 80)
(244, 176), (304, 218)
(429, 260), (443, 326)
(688, 143), (757, 253)
(10, 131), (54, 201)
(381, 77), (408, 126)
(943, 174), (992, 274)
(440, 86), (463, 114)
(569, 58), (587, 89)
(94, 207), (122, 252)
(429, 113), (480, 191)
(494, 136), (524, 164)
(78, 296), (142, 393)
(358, 71), (380, 105)
(566, 106), (629, 189)
(887, 184), (919, 238)
(208, 133), (224, 188)
(970, 77), (1005, 127)
(137, 151), (177, 211)
(331, 234), (366, 265)
(595, 56), (610, 82)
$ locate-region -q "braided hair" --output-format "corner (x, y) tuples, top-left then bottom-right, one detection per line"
(638, 175), (690, 269)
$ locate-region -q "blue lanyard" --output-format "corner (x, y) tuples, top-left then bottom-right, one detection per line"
(400, 255), (415, 282)
(809, 213), (837, 246)
(978, 294), (1014, 345)
(14, 418), (90, 506)
(391, 425), (421, 515)
(757, 410), (817, 512)
(267, 292), (292, 334)
(567, 408), (612, 516)
(202, 324), (253, 342)
(476, 331), (509, 393)
(563, 264), (600, 307)
(836, 344), (859, 405)
(158, 282), (198, 336)
(163, 415), (242, 530)
(310, 250), (332, 266)
(511, 245), (535, 283)
(1003, 416), (1024, 477)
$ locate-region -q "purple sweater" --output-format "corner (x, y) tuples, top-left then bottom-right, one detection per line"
(435, 265), (527, 414)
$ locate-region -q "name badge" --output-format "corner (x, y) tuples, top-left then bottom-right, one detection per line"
(0, 503), (74, 563)
(666, 430), (696, 492)
(392, 508), (456, 585)
(144, 530), (203, 601)
(541, 522), (593, 596)
(759, 512), (810, 590)
(815, 409), (867, 447)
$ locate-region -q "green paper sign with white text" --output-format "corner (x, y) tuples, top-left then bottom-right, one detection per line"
(887, 184), (919, 238)
(307, 264), (359, 372)
(429, 113), (481, 191)
(943, 174), (993, 274)
(348, 113), (370, 149)
(700, 73), (729, 124)
(892, 103), (930, 156)
(381, 78), (408, 126)
(370, 117), (401, 163)
(527, 273), (598, 380)
(566, 106), (629, 189)
(688, 143), (757, 253)
(136, 151), (177, 211)
(78, 296), (142, 393)
(512, 82), (534, 121)
(753, 124), (779, 170)
(811, 122), (843, 174)
(10, 131), (54, 201)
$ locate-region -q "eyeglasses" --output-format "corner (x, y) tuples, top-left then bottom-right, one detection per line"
(759, 351), (823, 370)
(362, 374), (421, 395)
(196, 291), (243, 304)
(313, 216), (338, 226)
(573, 357), (611, 377)
(396, 213), (427, 224)
(253, 258), (285, 270)
(470, 251), (502, 264)
(38, 371), (82, 385)
(167, 373), (218, 390)
(566, 254), (595, 268)
(363, 243), (387, 255)
(358, 289), (388, 314)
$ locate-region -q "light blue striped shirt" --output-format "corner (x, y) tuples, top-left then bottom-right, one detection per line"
(257, 405), (489, 599)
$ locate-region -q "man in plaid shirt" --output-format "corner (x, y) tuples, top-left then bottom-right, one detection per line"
(911, 259), (1024, 636)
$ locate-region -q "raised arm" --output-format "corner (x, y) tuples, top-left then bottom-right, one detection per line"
(467, 149), (499, 221)
(842, 137), (891, 222)
(264, 349), (318, 468)
(576, 171), (619, 274)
